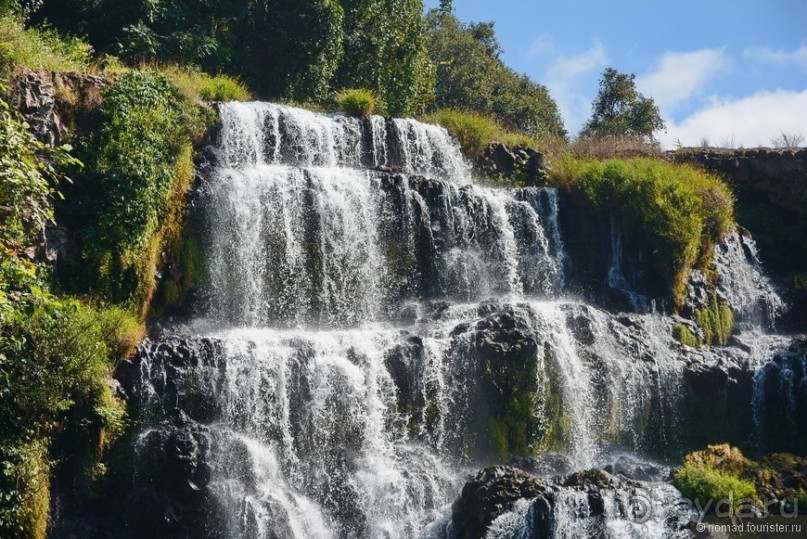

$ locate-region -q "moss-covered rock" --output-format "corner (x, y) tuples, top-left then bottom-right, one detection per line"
(674, 444), (807, 514)
(465, 309), (541, 460)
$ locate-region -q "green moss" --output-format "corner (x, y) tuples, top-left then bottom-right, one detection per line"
(550, 157), (734, 308)
(695, 296), (733, 346)
(674, 465), (757, 509)
(673, 323), (700, 347)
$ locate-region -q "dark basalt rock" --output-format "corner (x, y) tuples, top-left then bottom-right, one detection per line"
(477, 142), (549, 186)
(118, 337), (227, 423)
(507, 452), (574, 477)
(451, 466), (553, 539)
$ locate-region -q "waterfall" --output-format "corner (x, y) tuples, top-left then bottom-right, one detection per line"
(714, 229), (784, 330)
(122, 102), (802, 538)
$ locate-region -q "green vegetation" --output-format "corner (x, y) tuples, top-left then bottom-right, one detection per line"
(335, 0), (434, 115)
(58, 70), (203, 315)
(160, 66), (251, 103)
(0, 86), (143, 537)
(551, 157), (734, 306)
(425, 8), (565, 138)
(673, 323), (700, 347)
(695, 295), (734, 346)
(673, 445), (807, 513)
(422, 108), (552, 157)
(34, 0), (439, 115)
(336, 88), (377, 117)
(0, 14), (92, 73)
(675, 465), (757, 509)
(582, 68), (665, 142)
(674, 445), (758, 509)
(673, 296), (734, 347)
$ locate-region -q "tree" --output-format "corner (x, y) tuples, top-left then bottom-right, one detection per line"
(334, 0), (434, 115)
(425, 10), (565, 139)
(582, 68), (665, 141)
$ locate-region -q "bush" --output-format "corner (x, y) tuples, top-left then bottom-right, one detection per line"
(0, 84), (80, 246)
(0, 438), (50, 539)
(0, 14), (92, 74)
(0, 288), (142, 537)
(336, 88), (377, 117)
(550, 158), (734, 307)
(62, 70), (203, 313)
(674, 444), (758, 510)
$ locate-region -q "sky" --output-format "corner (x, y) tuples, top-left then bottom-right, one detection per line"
(424, 0), (807, 149)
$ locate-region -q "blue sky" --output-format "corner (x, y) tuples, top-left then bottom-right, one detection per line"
(424, 0), (807, 148)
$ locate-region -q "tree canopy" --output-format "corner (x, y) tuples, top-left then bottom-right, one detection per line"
(425, 9), (566, 139)
(33, 0), (436, 114)
(582, 68), (665, 141)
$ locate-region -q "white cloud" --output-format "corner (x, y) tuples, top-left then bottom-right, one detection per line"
(744, 43), (807, 67)
(544, 40), (607, 133)
(528, 35), (556, 58)
(547, 40), (607, 81)
(637, 48), (730, 113)
(658, 89), (807, 150)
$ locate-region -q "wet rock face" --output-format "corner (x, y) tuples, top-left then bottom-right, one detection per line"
(127, 410), (218, 538)
(753, 338), (807, 454)
(451, 466), (553, 539)
(451, 465), (688, 539)
(119, 337), (227, 423)
(470, 309), (541, 459)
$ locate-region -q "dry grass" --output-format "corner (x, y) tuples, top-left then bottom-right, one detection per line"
(570, 134), (663, 160)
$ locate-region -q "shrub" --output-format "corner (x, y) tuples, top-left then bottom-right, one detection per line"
(62, 70), (203, 313)
(0, 14), (92, 74)
(336, 88), (378, 117)
(0, 84), (80, 246)
(0, 273), (142, 537)
(550, 157), (734, 307)
(0, 438), (51, 539)
(674, 445), (759, 510)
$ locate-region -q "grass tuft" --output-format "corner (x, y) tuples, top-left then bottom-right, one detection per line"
(336, 88), (378, 117)
(159, 65), (251, 102)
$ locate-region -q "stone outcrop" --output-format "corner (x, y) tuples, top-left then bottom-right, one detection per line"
(451, 466), (553, 539)
(476, 142), (549, 186)
(673, 147), (807, 221)
(9, 67), (109, 146)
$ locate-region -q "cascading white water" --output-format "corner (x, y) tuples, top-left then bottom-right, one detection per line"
(130, 102), (801, 538)
(714, 229), (784, 330)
